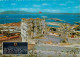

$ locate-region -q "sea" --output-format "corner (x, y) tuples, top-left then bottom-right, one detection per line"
(0, 14), (80, 27)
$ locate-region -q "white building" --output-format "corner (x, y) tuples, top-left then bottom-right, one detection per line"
(21, 18), (46, 42)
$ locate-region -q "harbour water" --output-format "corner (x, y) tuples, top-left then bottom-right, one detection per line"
(0, 14), (80, 24)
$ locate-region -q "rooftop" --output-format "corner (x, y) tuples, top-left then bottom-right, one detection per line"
(3, 23), (20, 27)
(0, 36), (20, 41)
(22, 18), (45, 21)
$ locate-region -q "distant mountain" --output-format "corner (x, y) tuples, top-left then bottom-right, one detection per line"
(0, 11), (34, 14)
(0, 11), (80, 15)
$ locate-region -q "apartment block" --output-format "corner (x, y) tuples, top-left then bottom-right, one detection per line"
(21, 18), (46, 42)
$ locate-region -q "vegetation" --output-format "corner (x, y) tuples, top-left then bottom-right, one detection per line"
(75, 26), (80, 31)
(50, 28), (56, 31)
(0, 31), (2, 34)
(61, 40), (66, 43)
(0, 28), (3, 34)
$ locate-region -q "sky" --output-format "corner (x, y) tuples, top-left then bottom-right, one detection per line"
(0, 0), (80, 13)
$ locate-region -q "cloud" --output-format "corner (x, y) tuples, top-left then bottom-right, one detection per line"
(0, 9), (4, 12)
(33, 5), (41, 7)
(20, 8), (28, 11)
(66, 1), (74, 3)
(44, 9), (59, 12)
(68, 7), (71, 8)
(29, 8), (33, 9)
(53, 0), (57, 1)
(20, 8), (59, 12)
(59, 4), (66, 6)
(75, 6), (80, 8)
(19, 8), (40, 12)
(42, 3), (48, 5)
(30, 8), (40, 12)
(11, 3), (16, 5)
